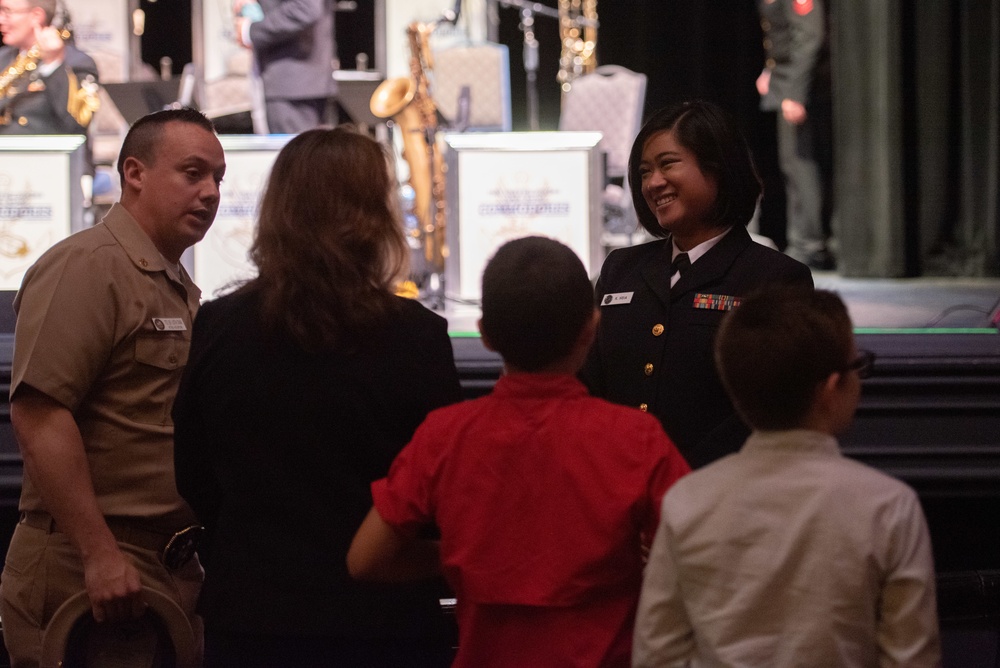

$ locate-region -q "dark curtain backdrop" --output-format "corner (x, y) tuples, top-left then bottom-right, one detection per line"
(501, 0), (1000, 277)
(143, 1), (1000, 278)
(835, 0), (1000, 277)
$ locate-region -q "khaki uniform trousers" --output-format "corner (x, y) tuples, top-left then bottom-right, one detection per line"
(0, 521), (204, 668)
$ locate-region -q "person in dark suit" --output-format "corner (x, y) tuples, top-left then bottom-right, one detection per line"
(233, 0), (335, 134)
(581, 100), (814, 469)
(757, 0), (834, 270)
(0, 0), (99, 134)
(172, 127), (461, 667)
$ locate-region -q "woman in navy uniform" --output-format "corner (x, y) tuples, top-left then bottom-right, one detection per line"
(581, 100), (813, 469)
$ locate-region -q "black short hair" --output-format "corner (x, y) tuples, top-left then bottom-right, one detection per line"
(627, 99), (762, 238)
(715, 287), (855, 430)
(117, 108), (216, 188)
(480, 236), (594, 371)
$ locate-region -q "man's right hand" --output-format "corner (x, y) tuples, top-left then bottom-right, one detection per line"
(83, 545), (146, 623)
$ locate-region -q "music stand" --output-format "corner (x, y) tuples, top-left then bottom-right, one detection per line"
(332, 70), (384, 127)
(101, 80), (183, 125)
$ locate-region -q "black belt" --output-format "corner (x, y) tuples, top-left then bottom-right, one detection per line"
(19, 510), (203, 571)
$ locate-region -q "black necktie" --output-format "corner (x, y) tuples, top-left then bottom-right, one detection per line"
(671, 252), (691, 278)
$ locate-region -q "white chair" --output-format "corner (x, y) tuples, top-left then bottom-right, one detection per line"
(432, 42), (512, 132)
(559, 65), (649, 250)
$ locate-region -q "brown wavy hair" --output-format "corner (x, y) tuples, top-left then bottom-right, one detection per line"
(245, 126), (409, 351)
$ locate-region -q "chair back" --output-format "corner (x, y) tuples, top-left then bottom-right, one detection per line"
(431, 43), (512, 132)
(558, 65), (647, 179)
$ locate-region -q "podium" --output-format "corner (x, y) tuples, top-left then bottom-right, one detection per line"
(191, 135), (293, 299)
(0, 136), (88, 291)
(443, 131), (603, 302)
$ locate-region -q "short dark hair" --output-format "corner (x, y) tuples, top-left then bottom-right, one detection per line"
(715, 287), (855, 430)
(117, 108), (216, 188)
(480, 236), (594, 371)
(627, 99), (762, 238)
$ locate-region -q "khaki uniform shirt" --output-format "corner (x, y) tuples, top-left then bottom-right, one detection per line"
(11, 203), (199, 530)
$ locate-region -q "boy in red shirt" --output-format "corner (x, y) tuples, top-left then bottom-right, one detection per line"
(348, 236), (690, 667)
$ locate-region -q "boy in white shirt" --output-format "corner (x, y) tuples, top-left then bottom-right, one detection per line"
(634, 287), (941, 667)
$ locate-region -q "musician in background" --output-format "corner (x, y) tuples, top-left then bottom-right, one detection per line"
(0, 0), (98, 134)
(233, 0), (335, 134)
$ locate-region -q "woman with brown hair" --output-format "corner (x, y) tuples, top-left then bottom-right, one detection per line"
(173, 127), (461, 667)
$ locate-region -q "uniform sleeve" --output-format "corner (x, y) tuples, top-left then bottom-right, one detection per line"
(783, 0), (826, 103)
(876, 490), (942, 667)
(633, 509), (696, 667)
(642, 421), (691, 542)
(370, 418), (440, 538)
(41, 52), (100, 132)
(11, 245), (116, 409)
(249, 0), (326, 50)
(578, 263), (609, 396)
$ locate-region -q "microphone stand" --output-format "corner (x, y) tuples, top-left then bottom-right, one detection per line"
(498, 0), (559, 131)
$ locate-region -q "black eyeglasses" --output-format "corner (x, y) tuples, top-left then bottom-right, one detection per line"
(845, 349), (876, 379)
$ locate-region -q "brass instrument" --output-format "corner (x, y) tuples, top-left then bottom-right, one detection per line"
(0, 24), (98, 127)
(0, 46), (43, 98)
(557, 0), (598, 92)
(370, 22), (448, 277)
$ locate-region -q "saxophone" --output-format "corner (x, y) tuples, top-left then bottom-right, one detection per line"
(0, 46), (42, 98)
(0, 25), (98, 127)
(557, 0), (599, 93)
(370, 22), (448, 276)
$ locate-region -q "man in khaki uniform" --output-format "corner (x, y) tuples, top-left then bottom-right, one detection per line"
(0, 107), (226, 667)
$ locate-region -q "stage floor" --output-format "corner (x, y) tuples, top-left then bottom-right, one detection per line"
(439, 273), (1000, 336)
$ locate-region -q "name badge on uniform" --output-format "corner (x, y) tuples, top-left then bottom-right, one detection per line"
(151, 317), (187, 332)
(601, 291), (634, 306)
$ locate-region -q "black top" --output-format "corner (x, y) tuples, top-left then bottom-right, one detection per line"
(581, 225), (814, 468)
(173, 287), (462, 638)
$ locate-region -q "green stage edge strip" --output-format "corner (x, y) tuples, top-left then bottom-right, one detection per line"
(451, 328), (998, 338)
(852, 328), (998, 335)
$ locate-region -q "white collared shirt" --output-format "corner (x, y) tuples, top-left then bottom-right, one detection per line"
(670, 227), (732, 288)
(634, 429), (941, 667)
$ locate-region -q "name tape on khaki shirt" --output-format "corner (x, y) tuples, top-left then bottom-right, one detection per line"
(151, 317), (187, 332)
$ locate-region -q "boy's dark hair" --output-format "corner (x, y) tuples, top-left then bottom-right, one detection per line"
(627, 99), (762, 238)
(480, 236), (594, 371)
(715, 287), (854, 430)
(117, 108), (216, 188)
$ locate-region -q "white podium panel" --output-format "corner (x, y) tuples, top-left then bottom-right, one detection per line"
(192, 135), (292, 300)
(444, 131), (603, 302)
(0, 136), (87, 291)
(69, 0), (132, 83)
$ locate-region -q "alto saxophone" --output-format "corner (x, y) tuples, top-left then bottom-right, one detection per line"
(370, 22), (448, 277)
(0, 26), (98, 127)
(0, 45), (42, 98)
(557, 0), (599, 92)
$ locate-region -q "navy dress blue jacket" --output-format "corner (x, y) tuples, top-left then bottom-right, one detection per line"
(581, 225), (813, 468)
